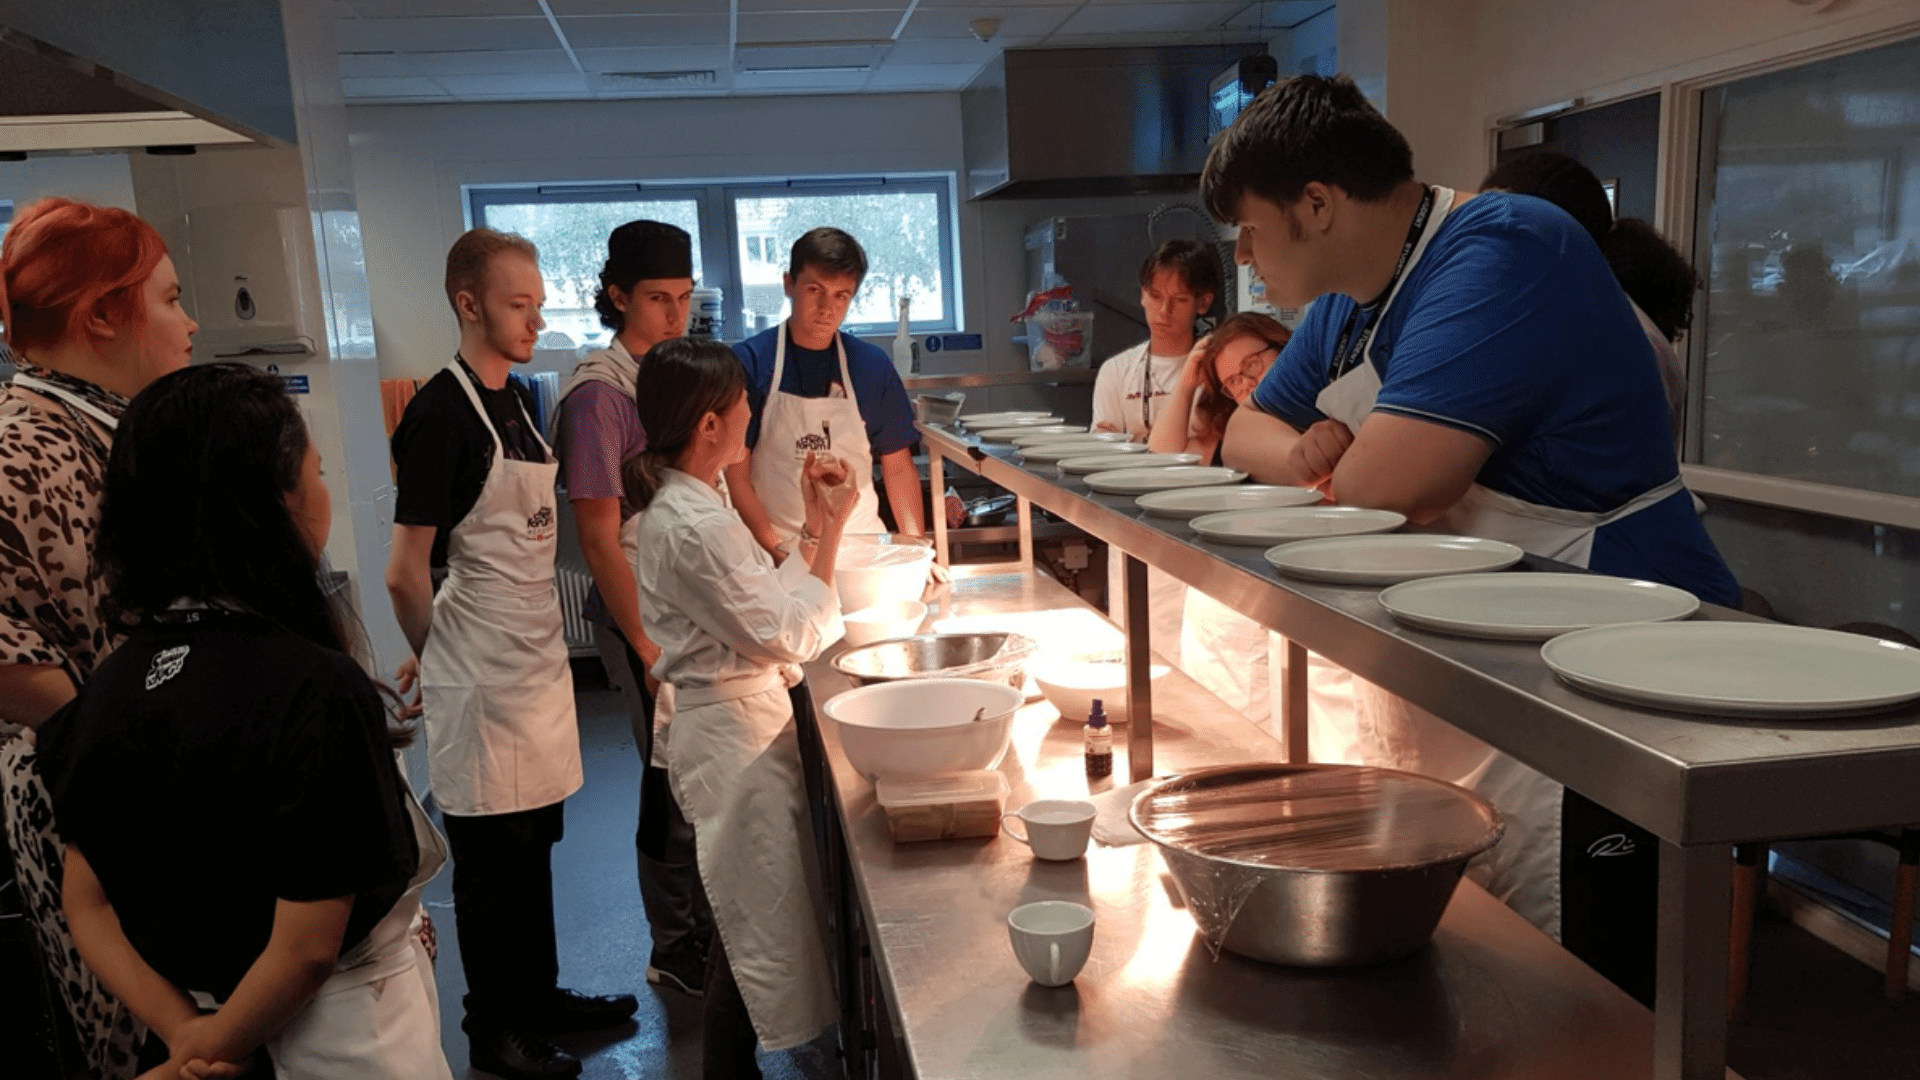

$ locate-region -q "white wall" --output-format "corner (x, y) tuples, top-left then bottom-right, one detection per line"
(0, 153), (136, 214)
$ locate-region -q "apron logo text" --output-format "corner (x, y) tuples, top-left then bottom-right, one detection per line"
(526, 505), (556, 540)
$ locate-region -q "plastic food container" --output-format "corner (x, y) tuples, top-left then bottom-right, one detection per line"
(876, 770), (1011, 842)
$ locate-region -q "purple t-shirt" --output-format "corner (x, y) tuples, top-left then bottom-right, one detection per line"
(557, 379), (646, 628)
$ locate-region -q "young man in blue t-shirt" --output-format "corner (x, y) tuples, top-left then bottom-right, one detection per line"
(726, 228), (925, 556)
(1206, 74), (1738, 1006)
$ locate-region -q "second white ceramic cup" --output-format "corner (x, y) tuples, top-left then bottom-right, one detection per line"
(1007, 901), (1095, 987)
(1001, 799), (1097, 861)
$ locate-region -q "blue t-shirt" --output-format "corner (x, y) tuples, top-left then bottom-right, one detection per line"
(1250, 192), (1738, 605)
(734, 327), (918, 456)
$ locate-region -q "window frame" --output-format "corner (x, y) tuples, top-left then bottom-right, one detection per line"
(464, 173), (962, 343)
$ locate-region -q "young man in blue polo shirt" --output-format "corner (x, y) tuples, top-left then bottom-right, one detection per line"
(726, 227), (925, 555)
(1209, 74), (1738, 1005)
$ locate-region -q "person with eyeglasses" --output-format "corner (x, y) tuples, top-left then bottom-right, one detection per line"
(1145, 311), (1290, 465)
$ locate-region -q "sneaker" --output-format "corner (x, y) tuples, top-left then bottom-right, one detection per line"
(467, 1025), (582, 1080)
(645, 948), (708, 997)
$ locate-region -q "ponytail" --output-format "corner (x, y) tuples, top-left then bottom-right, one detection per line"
(626, 337), (747, 509)
(623, 449), (673, 510)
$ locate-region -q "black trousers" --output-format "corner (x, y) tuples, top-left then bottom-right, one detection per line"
(1559, 789), (1660, 1006)
(442, 801), (566, 1024)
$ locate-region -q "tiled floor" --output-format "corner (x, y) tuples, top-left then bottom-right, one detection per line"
(428, 672), (1920, 1080)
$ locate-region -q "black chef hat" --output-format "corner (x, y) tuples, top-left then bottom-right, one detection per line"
(605, 220), (693, 281)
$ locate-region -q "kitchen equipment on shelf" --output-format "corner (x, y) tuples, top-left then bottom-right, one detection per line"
(1019, 440), (1147, 463)
(1029, 657), (1172, 722)
(1084, 466), (1247, 495)
(1189, 506), (1405, 545)
(976, 423), (1086, 443)
(1135, 484), (1321, 519)
(823, 677), (1025, 780)
(1263, 535), (1525, 585)
(1007, 901), (1095, 987)
(876, 770), (1010, 842)
(1011, 429), (1128, 448)
(1058, 451), (1201, 475)
(961, 494), (1019, 528)
(913, 392), (965, 426)
(831, 632), (1038, 689)
(1130, 763), (1504, 967)
(1002, 799), (1097, 861)
(841, 599), (930, 648)
(835, 541), (936, 612)
(1379, 573), (1701, 642)
(1025, 311), (1095, 371)
(1542, 622), (1920, 718)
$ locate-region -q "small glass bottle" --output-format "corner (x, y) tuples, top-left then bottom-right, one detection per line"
(1085, 698), (1113, 779)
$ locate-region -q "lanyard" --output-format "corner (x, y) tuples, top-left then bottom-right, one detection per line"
(1326, 185), (1436, 383)
(1140, 350), (1160, 432)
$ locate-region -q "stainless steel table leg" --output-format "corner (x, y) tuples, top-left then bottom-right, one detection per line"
(1016, 495), (1034, 570)
(1124, 553), (1154, 782)
(1655, 841), (1733, 1080)
(1280, 639), (1309, 764)
(929, 450), (949, 567)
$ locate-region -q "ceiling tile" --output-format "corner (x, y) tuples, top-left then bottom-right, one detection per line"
(732, 69), (873, 91)
(737, 0), (907, 10)
(738, 10), (902, 43)
(430, 73), (594, 96)
(914, 0), (1083, 7)
(338, 52), (424, 78)
(1053, 2), (1250, 35)
(864, 62), (978, 89)
(405, 49), (581, 75)
(546, 0), (726, 13)
(735, 44), (885, 68)
(346, 0), (540, 16)
(340, 76), (449, 98)
(881, 38), (995, 65)
(900, 6), (1075, 40)
(335, 15), (555, 52)
(574, 45), (733, 73)
(555, 14), (730, 47)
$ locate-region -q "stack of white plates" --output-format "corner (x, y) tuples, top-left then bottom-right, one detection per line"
(1190, 506), (1405, 545)
(1083, 466), (1246, 494)
(967, 415), (1064, 433)
(1020, 441), (1147, 463)
(1011, 430), (1128, 448)
(960, 410), (1051, 426)
(1541, 622), (1920, 718)
(975, 423), (1084, 442)
(1262, 535), (1524, 585)
(1058, 451), (1200, 475)
(1379, 573), (1699, 641)
(1135, 484), (1321, 520)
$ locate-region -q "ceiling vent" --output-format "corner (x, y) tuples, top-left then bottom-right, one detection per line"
(594, 70), (718, 89)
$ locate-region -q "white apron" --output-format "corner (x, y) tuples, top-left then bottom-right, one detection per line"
(266, 787), (453, 1079)
(419, 361), (582, 817)
(749, 323), (889, 545)
(668, 671), (835, 1051)
(1315, 187), (1687, 937)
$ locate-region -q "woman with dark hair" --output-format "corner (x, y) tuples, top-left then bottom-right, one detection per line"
(628, 337), (854, 1079)
(0, 197), (197, 1077)
(1146, 310), (1291, 464)
(1482, 152), (1697, 429)
(35, 364), (450, 1079)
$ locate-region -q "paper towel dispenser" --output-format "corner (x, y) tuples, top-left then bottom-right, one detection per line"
(186, 202), (317, 358)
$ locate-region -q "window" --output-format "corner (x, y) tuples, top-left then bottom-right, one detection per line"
(1691, 34), (1920, 499)
(467, 176), (958, 349)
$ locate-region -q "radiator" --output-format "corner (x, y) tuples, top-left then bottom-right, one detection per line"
(555, 560), (597, 656)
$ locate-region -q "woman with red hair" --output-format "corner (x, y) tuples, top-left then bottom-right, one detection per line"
(0, 197), (197, 1077)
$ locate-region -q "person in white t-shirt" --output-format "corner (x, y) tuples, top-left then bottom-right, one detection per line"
(1092, 239), (1222, 664)
(1091, 239), (1223, 442)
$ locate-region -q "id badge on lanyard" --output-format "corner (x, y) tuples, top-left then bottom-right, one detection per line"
(1326, 185), (1436, 384)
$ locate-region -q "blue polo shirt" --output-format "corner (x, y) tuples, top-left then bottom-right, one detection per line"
(733, 327), (918, 455)
(1251, 192), (1737, 605)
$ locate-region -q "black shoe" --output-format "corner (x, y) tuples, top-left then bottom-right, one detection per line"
(529, 986), (641, 1034)
(646, 947), (708, 998)
(467, 1025), (582, 1080)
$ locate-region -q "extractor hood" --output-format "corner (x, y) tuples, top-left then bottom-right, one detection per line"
(0, 26), (262, 153)
(962, 45), (1268, 202)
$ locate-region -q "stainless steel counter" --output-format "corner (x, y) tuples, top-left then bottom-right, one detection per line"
(915, 423), (1919, 1080)
(802, 568), (1731, 1080)
(904, 369), (1097, 390)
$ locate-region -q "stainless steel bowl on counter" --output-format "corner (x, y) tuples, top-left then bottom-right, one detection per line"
(1130, 763), (1504, 968)
(831, 632), (1037, 689)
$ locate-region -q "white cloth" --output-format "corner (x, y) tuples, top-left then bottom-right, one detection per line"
(748, 322), (889, 545)
(268, 787), (452, 1079)
(1106, 557), (1185, 667)
(634, 466), (842, 1050)
(1313, 186), (1692, 938)
(1181, 588), (1269, 724)
(1091, 341), (1185, 443)
(419, 360), (582, 817)
(1630, 300), (1686, 435)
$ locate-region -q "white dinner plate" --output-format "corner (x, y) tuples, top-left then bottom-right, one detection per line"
(1084, 466), (1247, 494)
(1190, 506), (1405, 545)
(976, 424), (1085, 442)
(1019, 440), (1147, 462)
(1265, 535), (1523, 585)
(1058, 451), (1201, 474)
(1135, 484), (1322, 520)
(1541, 622), (1920, 718)
(1011, 429), (1126, 448)
(1379, 573), (1701, 641)
(960, 410), (1051, 425)
(965, 415), (1064, 431)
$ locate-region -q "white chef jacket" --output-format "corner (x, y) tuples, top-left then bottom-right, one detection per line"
(1091, 341), (1186, 442)
(633, 468), (844, 694)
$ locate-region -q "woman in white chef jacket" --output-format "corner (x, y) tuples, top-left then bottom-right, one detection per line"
(629, 337), (854, 1079)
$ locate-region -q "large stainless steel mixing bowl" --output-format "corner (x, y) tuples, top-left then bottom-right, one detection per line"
(830, 632), (1036, 689)
(1130, 763), (1504, 967)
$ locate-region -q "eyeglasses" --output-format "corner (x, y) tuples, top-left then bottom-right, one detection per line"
(1218, 343), (1280, 396)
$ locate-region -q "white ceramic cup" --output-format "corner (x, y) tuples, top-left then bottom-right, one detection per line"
(1001, 799), (1097, 861)
(1007, 901), (1095, 987)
